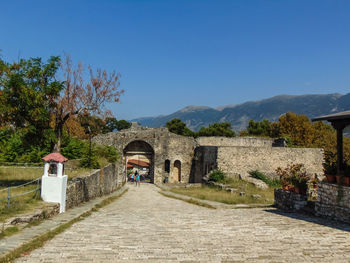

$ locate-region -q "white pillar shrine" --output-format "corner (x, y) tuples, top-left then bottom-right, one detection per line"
(41, 153), (68, 213)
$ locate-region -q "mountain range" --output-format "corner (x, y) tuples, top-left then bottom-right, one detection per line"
(132, 93), (350, 132)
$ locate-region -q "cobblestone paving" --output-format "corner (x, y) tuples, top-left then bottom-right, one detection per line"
(17, 184), (350, 262)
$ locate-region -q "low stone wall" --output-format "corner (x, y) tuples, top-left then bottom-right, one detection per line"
(217, 146), (324, 178)
(196, 136), (275, 147)
(315, 182), (350, 223)
(66, 163), (123, 209)
(274, 189), (307, 212)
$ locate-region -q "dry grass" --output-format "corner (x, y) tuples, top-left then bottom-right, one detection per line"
(0, 187), (44, 223)
(0, 161), (98, 183)
(160, 192), (216, 209)
(170, 179), (275, 205)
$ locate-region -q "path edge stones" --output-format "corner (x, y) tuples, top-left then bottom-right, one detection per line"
(0, 186), (128, 263)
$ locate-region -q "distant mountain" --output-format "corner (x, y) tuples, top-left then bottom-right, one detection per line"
(132, 93), (350, 131)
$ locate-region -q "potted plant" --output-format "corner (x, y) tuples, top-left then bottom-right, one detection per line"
(310, 175), (318, 189)
(276, 163), (309, 194)
(323, 162), (337, 183)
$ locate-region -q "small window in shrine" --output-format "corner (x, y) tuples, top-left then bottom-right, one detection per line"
(48, 163), (58, 176)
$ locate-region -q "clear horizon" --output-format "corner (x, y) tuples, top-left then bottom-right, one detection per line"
(1, 0), (350, 120)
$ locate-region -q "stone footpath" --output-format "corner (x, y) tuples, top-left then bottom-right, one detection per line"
(0, 186), (126, 260)
(14, 183), (350, 263)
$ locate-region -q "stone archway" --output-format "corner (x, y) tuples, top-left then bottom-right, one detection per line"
(123, 140), (155, 183)
(173, 160), (181, 183)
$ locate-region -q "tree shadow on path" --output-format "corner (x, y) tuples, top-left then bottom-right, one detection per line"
(264, 208), (350, 233)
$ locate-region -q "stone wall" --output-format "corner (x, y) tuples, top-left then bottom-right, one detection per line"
(217, 146), (324, 178)
(315, 182), (350, 223)
(196, 136), (275, 147)
(190, 146), (218, 183)
(274, 189), (308, 211)
(66, 163), (124, 209)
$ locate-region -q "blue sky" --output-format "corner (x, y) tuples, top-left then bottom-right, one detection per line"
(1, 0), (350, 120)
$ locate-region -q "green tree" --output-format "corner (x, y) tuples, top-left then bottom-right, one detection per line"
(0, 57), (62, 132)
(196, 122), (235, 137)
(166, 118), (194, 136)
(102, 117), (131, 133)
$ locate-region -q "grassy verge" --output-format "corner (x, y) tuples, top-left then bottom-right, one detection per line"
(160, 192), (216, 209)
(169, 179), (275, 205)
(0, 226), (19, 239)
(0, 187), (44, 223)
(0, 188), (128, 263)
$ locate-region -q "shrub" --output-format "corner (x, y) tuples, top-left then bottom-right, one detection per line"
(61, 138), (87, 159)
(249, 170), (280, 188)
(209, 170), (225, 182)
(95, 145), (119, 163)
(80, 147), (100, 169)
(276, 163), (309, 190)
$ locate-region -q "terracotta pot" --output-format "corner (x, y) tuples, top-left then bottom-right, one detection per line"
(325, 174), (336, 183)
(294, 186), (307, 195)
(343, 177), (350, 186)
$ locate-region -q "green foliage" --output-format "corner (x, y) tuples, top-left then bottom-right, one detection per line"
(208, 170), (225, 182)
(249, 170), (281, 188)
(246, 119), (280, 138)
(0, 56), (62, 130)
(102, 117), (131, 133)
(95, 145), (120, 163)
(61, 137), (87, 159)
(196, 122), (235, 137)
(166, 118), (194, 136)
(80, 148), (100, 169)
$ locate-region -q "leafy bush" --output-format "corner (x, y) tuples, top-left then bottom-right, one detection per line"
(276, 163), (309, 189)
(209, 170), (225, 182)
(80, 148), (100, 169)
(61, 138), (88, 159)
(95, 145), (120, 163)
(249, 170), (281, 188)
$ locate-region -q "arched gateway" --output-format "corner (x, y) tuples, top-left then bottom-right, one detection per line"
(123, 140), (155, 183)
(92, 122), (196, 184)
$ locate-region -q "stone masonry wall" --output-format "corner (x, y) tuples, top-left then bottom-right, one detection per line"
(217, 146), (324, 178)
(66, 163), (124, 209)
(274, 189), (307, 212)
(315, 182), (350, 224)
(196, 136), (274, 147)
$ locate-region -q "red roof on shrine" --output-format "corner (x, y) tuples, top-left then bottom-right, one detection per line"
(42, 153), (68, 163)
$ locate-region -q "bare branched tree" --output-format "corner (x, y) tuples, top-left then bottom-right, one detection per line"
(53, 55), (123, 152)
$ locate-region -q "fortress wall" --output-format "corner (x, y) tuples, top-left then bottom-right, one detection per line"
(66, 162), (124, 209)
(196, 136), (275, 147)
(217, 146), (324, 178)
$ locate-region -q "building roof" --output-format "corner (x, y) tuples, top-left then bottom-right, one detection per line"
(42, 153), (68, 163)
(127, 159), (150, 167)
(312, 110), (350, 122)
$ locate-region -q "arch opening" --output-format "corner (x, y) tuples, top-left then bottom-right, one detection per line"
(173, 160), (181, 183)
(123, 140), (155, 183)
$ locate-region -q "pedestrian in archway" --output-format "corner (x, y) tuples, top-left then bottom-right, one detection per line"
(135, 171), (140, 187)
(130, 172), (134, 183)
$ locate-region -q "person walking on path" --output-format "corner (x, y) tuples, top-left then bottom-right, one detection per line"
(130, 172), (134, 183)
(135, 171), (140, 187)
